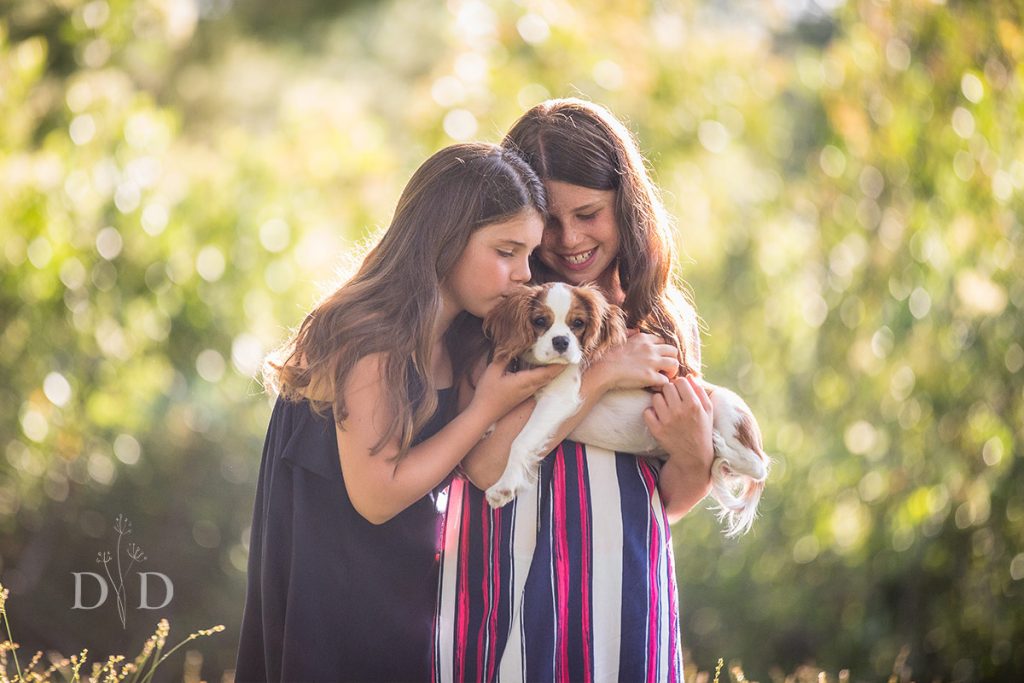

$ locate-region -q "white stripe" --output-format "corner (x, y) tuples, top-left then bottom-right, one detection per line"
(586, 446), (623, 683)
(668, 542), (684, 679)
(436, 478), (465, 683)
(496, 477), (539, 682)
(500, 497), (518, 683)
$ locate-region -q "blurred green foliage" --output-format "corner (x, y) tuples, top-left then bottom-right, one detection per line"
(1, 0), (1022, 680)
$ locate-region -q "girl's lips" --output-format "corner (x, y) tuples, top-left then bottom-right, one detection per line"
(558, 248), (597, 272)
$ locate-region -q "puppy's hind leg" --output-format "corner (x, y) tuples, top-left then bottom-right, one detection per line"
(709, 388), (769, 482)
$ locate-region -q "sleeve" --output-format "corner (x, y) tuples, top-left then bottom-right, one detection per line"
(234, 396), (292, 682)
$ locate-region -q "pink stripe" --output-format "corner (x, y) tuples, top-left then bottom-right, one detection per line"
(665, 503), (680, 683)
(486, 507), (501, 682)
(456, 483), (470, 683)
(553, 445), (570, 683)
(432, 489), (445, 683)
(640, 462), (659, 683)
(476, 499), (490, 682)
(575, 443), (593, 683)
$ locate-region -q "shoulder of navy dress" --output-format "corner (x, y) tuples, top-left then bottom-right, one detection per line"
(277, 387), (458, 481)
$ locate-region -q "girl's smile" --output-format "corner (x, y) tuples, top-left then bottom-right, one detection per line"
(557, 247), (599, 270)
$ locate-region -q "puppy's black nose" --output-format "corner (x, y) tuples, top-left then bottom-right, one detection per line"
(552, 336), (569, 353)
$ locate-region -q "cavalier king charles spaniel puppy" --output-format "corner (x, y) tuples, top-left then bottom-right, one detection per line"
(482, 282), (770, 537)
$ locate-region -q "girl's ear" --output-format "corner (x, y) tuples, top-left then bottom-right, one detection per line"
(576, 284), (628, 356)
(483, 285), (543, 363)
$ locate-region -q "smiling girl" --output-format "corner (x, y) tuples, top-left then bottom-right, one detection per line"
(433, 100), (714, 683)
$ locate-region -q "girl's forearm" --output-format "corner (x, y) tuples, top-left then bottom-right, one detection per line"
(460, 364), (613, 490)
(340, 402), (497, 524)
(657, 455), (712, 525)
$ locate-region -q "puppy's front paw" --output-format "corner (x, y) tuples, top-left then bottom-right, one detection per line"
(485, 464), (531, 508)
(485, 483), (516, 509)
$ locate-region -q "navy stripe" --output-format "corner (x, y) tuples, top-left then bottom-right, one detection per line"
(616, 453), (652, 681)
(494, 501), (514, 679)
(562, 444), (588, 680)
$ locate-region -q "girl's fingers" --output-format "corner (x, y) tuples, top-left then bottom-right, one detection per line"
(482, 361), (562, 394)
(659, 379), (683, 410)
(488, 359), (512, 373)
(650, 391), (669, 420)
(648, 372), (670, 387)
(518, 365), (563, 386)
(653, 356), (680, 374)
(687, 375), (713, 412)
(628, 332), (661, 347)
(673, 375), (700, 408)
(523, 364), (566, 377)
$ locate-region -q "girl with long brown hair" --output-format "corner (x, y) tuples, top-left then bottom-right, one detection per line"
(433, 100), (715, 682)
(235, 142), (563, 682)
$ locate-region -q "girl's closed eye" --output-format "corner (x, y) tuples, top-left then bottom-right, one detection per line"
(497, 249), (515, 258)
(577, 210), (599, 221)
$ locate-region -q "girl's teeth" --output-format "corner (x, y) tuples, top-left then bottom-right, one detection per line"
(566, 249), (594, 265)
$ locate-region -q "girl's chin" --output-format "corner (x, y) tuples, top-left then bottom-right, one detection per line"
(557, 271), (590, 285)
(472, 301), (498, 318)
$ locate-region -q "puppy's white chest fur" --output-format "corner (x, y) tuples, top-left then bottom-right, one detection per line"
(535, 363), (582, 402)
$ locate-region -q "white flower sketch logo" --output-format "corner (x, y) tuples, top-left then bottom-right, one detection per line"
(72, 514), (174, 628)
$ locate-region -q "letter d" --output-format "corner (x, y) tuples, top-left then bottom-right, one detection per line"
(71, 572), (108, 609)
(138, 572), (174, 609)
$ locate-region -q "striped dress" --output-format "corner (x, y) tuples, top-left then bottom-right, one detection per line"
(433, 440), (683, 683)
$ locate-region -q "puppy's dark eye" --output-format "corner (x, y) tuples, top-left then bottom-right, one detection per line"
(532, 317), (548, 328)
(571, 319), (585, 329)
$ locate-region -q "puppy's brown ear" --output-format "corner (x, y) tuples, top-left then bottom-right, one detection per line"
(483, 285), (542, 364)
(594, 303), (628, 357)
(575, 284), (627, 357)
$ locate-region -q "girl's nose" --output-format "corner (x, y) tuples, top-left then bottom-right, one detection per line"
(511, 258), (531, 283)
(547, 221), (581, 250)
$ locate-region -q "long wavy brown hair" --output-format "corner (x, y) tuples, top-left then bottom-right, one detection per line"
(263, 143), (546, 461)
(503, 98), (703, 374)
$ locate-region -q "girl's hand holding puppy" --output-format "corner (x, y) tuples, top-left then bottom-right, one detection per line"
(646, 375), (716, 519)
(588, 330), (680, 392)
(646, 376), (715, 465)
(467, 359), (565, 425)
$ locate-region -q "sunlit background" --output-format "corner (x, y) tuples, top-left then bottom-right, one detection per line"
(1, 0), (1022, 680)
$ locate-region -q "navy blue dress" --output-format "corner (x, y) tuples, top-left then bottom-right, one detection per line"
(236, 386), (458, 682)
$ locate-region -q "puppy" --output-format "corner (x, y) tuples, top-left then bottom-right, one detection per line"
(482, 282), (770, 537)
